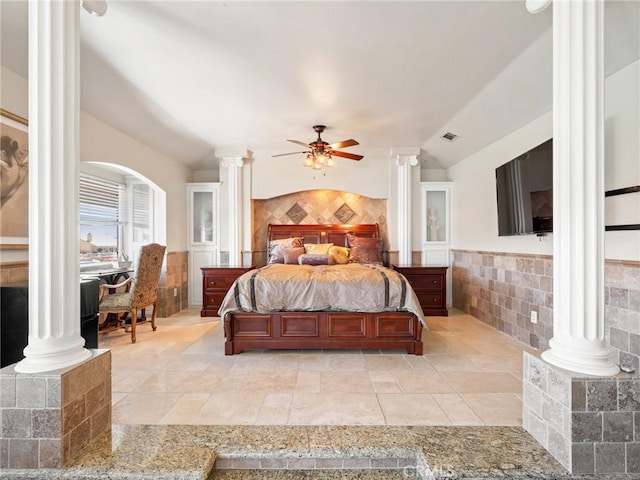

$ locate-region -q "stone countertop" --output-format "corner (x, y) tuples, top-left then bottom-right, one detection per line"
(2, 425), (637, 479)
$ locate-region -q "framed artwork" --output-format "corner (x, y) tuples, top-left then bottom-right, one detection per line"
(0, 109), (29, 249)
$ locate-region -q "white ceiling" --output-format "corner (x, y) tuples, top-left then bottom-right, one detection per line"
(1, 1), (638, 170)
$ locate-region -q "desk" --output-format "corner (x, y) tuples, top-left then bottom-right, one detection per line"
(80, 267), (133, 286)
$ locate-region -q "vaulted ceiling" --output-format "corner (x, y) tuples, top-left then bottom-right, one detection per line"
(1, 1), (638, 170)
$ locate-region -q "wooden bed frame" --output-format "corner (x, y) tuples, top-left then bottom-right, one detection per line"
(223, 224), (424, 355)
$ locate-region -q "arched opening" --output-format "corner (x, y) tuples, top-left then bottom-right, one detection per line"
(79, 161), (166, 270)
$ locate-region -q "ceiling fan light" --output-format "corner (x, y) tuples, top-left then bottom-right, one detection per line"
(327, 157), (335, 167)
(303, 156), (314, 167)
(312, 161), (323, 170)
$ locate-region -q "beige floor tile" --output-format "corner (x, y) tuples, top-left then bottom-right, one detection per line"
(295, 371), (322, 393)
(256, 393), (293, 424)
(159, 393), (210, 424)
(363, 355), (412, 371)
(239, 371), (298, 393)
(135, 370), (225, 393)
(461, 393), (522, 426)
(289, 393), (385, 425)
(392, 371), (454, 394)
(425, 354), (479, 372)
(368, 371), (401, 394)
(432, 393), (483, 426)
(441, 372), (522, 394)
(112, 392), (182, 424)
(102, 308), (531, 427)
(111, 371), (155, 393)
(196, 392), (266, 424)
(298, 353), (366, 372)
(164, 354), (216, 371)
(321, 371), (375, 393)
(377, 394), (451, 425)
(465, 354), (524, 373)
(403, 355), (436, 371)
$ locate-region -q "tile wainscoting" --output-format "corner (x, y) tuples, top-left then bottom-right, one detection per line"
(0, 261), (28, 286)
(157, 251), (189, 318)
(452, 250), (640, 368)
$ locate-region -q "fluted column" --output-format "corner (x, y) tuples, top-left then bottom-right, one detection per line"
(394, 150), (419, 265)
(221, 156), (246, 265)
(540, 0), (618, 376)
(16, 0), (90, 373)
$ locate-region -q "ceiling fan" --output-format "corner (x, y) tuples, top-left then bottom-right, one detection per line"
(272, 125), (363, 169)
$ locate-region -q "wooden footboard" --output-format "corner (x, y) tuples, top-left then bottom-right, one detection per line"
(224, 311), (423, 355)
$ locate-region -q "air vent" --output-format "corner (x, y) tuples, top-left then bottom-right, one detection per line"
(441, 132), (459, 142)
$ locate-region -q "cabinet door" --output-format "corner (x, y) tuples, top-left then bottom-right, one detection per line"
(189, 249), (218, 306)
(187, 184), (220, 247)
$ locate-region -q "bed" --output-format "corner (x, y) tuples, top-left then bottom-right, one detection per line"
(219, 224), (425, 355)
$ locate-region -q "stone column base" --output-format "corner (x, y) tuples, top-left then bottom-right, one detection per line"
(0, 349), (111, 469)
(523, 352), (640, 474)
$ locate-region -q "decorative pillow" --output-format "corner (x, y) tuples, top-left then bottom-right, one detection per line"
(298, 253), (333, 266)
(328, 245), (350, 265)
(283, 247), (305, 264)
(347, 234), (383, 264)
(268, 237), (304, 264)
(304, 243), (334, 255)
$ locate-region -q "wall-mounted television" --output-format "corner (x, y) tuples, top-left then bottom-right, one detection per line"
(495, 139), (553, 236)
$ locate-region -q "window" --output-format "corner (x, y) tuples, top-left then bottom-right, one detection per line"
(79, 173), (155, 268)
(79, 174), (123, 265)
(124, 179), (153, 264)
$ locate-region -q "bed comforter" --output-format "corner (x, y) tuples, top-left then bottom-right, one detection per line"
(217, 263), (426, 328)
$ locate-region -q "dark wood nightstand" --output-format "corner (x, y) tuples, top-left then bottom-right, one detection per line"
(392, 265), (448, 316)
(200, 265), (255, 317)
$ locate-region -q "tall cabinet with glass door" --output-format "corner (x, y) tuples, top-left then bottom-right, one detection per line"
(420, 182), (453, 307)
(187, 183), (220, 306)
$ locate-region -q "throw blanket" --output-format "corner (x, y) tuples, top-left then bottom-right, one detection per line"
(217, 263), (425, 327)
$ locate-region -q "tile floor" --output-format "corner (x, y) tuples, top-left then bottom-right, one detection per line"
(102, 308), (535, 426)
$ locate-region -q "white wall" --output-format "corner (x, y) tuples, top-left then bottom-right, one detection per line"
(80, 112), (191, 252)
(0, 66), (191, 256)
(250, 147), (392, 200)
(603, 60), (640, 260)
(448, 60), (640, 261)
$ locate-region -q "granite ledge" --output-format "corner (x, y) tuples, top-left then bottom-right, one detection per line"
(2, 424), (639, 480)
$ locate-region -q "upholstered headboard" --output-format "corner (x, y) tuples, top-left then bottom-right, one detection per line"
(267, 223), (379, 248)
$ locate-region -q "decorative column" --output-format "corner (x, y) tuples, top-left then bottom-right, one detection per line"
(535, 0), (617, 376)
(221, 156), (246, 265)
(394, 149), (419, 265)
(16, 0), (90, 373)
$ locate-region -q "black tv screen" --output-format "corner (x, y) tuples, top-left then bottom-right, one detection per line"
(496, 139), (553, 236)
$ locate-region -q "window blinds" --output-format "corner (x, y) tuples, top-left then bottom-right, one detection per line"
(79, 174), (123, 224)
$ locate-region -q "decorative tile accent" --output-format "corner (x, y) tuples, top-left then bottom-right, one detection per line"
(253, 190), (389, 266)
(334, 203), (356, 224)
(285, 202), (308, 224)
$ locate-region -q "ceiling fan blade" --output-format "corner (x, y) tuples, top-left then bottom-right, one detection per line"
(287, 139), (312, 148)
(331, 150), (363, 161)
(272, 150), (309, 157)
(329, 139), (359, 150)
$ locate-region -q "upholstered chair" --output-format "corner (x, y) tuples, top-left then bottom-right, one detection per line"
(98, 243), (166, 343)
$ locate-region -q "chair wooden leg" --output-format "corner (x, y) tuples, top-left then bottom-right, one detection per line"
(130, 308), (137, 343)
(151, 302), (158, 331)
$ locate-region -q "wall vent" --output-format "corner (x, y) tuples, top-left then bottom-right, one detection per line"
(441, 132), (459, 142)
